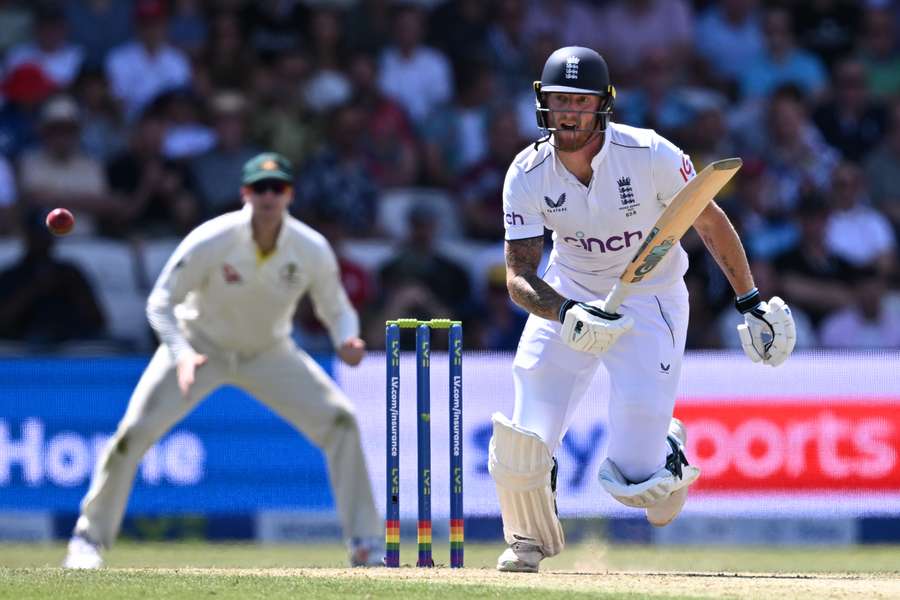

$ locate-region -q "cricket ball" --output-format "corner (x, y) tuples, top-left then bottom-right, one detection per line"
(46, 208), (75, 236)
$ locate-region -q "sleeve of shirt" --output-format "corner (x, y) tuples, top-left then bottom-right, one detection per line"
(308, 240), (359, 348)
(146, 228), (215, 361)
(650, 131), (695, 208)
(502, 162), (545, 240)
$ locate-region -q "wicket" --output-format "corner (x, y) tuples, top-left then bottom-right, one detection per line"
(385, 319), (464, 568)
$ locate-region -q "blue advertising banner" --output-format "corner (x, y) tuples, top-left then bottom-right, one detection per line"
(0, 357), (336, 514)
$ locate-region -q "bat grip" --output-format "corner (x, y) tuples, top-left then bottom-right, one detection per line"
(602, 281), (629, 314)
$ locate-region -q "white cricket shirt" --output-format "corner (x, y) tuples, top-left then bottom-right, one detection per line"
(148, 206), (358, 360)
(503, 122), (696, 296)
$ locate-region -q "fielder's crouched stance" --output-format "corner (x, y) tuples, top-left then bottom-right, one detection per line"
(489, 47), (797, 573)
(64, 153), (381, 569)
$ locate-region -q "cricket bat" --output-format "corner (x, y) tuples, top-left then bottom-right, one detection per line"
(602, 157), (743, 313)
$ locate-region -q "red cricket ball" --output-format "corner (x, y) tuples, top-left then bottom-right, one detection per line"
(46, 208), (75, 236)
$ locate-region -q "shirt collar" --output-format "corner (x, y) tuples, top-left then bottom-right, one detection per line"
(548, 130), (611, 184)
(238, 204), (288, 252)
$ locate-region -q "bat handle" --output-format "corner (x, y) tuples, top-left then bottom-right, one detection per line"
(602, 281), (629, 314)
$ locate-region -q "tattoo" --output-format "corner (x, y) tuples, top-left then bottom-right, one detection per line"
(694, 205), (754, 294)
(505, 237), (566, 321)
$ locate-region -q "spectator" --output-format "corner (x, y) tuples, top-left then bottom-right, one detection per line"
(457, 110), (525, 241)
(792, 0), (860, 68)
(378, 203), (472, 315)
(775, 198), (856, 326)
(616, 48), (700, 138)
(486, 0), (529, 95)
(18, 95), (117, 235)
(740, 7), (827, 101)
(344, 0), (391, 54)
(856, 5), (900, 99)
(6, 3), (84, 88)
(819, 267), (900, 348)
(0, 63), (57, 158)
(159, 89), (215, 160)
(725, 159), (798, 263)
(303, 7), (352, 114)
(105, 108), (199, 237)
(248, 54), (321, 168)
(65, 0), (133, 68)
(378, 4), (453, 127)
(864, 99), (900, 230)
(203, 11), (253, 90)
(71, 66), (126, 162)
(348, 50), (418, 189)
(422, 60), (496, 187)
(813, 58), (887, 162)
(105, 0), (192, 120)
(0, 155), (16, 236)
(308, 7), (347, 73)
(680, 96), (738, 174)
(739, 85), (839, 213)
(244, 0), (306, 57)
(0, 211), (105, 344)
(598, 0), (694, 82)
(522, 0), (601, 52)
(825, 161), (896, 274)
(293, 103), (378, 236)
(167, 0), (207, 55)
(514, 33), (559, 141)
(189, 90), (259, 217)
(695, 0), (764, 88)
(474, 263), (528, 351)
(428, 0), (492, 69)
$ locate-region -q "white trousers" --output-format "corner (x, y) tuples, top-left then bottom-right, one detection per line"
(512, 280), (690, 483)
(75, 338), (379, 547)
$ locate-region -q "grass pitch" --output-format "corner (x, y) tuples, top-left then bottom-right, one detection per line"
(2, 541), (899, 599)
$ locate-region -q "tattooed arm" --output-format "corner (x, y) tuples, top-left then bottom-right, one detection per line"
(505, 236), (567, 321)
(692, 201), (756, 296)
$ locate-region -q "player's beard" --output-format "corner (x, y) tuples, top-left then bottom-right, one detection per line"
(553, 128), (596, 152)
(551, 117), (602, 152)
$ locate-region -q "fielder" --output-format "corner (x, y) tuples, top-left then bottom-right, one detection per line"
(490, 47), (797, 572)
(64, 153), (382, 569)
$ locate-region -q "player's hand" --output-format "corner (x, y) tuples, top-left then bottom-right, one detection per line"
(337, 337), (366, 366)
(176, 352), (208, 398)
(736, 295), (796, 366)
(558, 299), (634, 355)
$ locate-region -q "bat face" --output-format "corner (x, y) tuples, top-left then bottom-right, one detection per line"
(629, 227), (675, 283)
(620, 158), (743, 286)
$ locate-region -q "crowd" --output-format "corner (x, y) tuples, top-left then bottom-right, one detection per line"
(0, 0), (898, 352)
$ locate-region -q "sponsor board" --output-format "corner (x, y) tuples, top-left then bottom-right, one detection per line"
(1, 352), (898, 521)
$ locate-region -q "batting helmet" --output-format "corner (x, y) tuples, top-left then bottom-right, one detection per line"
(534, 46), (616, 140)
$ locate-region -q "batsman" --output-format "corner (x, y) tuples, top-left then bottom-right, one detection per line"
(490, 47), (797, 572)
(64, 152), (382, 569)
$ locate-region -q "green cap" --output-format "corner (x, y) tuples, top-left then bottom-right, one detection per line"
(242, 152), (293, 185)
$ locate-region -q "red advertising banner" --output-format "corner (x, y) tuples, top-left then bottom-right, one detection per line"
(676, 400), (900, 492)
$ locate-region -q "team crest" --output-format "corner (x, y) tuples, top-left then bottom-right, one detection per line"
(262, 159), (278, 171)
(280, 262), (301, 285)
(565, 56), (580, 80)
(544, 192), (567, 213)
(617, 176), (639, 217)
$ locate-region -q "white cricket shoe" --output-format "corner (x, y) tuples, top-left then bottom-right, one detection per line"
(647, 418), (693, 527)
(496, 541), (544, 573)
(63, 535), (103, 569)
(348, 537), (384, 567)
